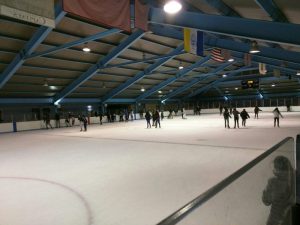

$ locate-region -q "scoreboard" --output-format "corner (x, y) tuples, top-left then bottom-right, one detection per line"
(241, 79), (259, 89)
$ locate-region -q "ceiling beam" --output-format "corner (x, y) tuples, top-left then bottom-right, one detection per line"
(101, 45), (184, 103)
(149, 7), (300, 47)
(26, 28), (121, 59)
(135, 55), (211, 101)
(53, 29), (144, 103)
(254, 0), (289, 22)
(202, 0), (241, 17)
(188, 66), (254, 98)
(0, 3), (66, 89)
(163, 62), (233, 100)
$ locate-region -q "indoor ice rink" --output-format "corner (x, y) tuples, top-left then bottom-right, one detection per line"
(0, 0), (300, 225)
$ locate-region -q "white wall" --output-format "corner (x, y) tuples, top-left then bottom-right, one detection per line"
(0, 123), (13, 133)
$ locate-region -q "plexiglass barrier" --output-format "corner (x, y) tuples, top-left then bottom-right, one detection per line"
(158, 137), (295, 225)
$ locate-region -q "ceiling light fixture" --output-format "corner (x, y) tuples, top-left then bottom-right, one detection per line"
(141, 87), (145, 92)
(271, 83), (276, 87)
(297, 71), (300, 76)
(43, 79), (48, 87)
(222, 74), (227, 78)
(82, 43), (91, 52)
(158, 90), (162, 94)
(249, 41), (260, 54)
(235, 87), (239, 90)
(163, 0), (182, 14)
(178, 61), (184, 70)
(228, 58), (234, 62)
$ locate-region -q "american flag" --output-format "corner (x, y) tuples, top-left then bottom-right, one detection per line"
(211, 48), (225, 62)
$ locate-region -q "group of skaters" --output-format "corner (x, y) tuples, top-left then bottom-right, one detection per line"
(145, 110), (162, 128)
(43, 112), (88, 131)
(221, 106), (284, 128)
(105, 110), (134, 123)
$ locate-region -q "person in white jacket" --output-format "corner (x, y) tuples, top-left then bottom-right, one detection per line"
(273, 108), (283, 127)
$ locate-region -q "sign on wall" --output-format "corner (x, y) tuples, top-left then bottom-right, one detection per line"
(0, 0), (55, 27)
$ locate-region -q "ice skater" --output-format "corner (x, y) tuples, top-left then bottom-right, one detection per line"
(273, 107), (283, 127)
(240, 109), (250, 127)
(181, 108), (187, 119)
(145, 111), (151, 128)
(154, 110), (161, 128)
(232, 108), (240, 128)
(262, 156), (294, 225)
(219, 105), (223, 115)
(43, 113), (53, 129)
(82, 115), (88, 131)
(254, 106), (262, 119)
(99, 112), (103, 125)
(223, 107), (231, 128)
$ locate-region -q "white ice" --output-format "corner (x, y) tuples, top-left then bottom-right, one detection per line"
(0, 112), (299, 225)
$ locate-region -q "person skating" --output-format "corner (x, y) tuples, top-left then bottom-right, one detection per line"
(82, 115), (88, 131)
(254, 106), (262, 119)
(181, 108), (187, 119)
(99, 112), (103, 125)
(154, 110), (161, 128)
(145, 111), (151, 128)
(78, 115), (83, 131)
(273, 107), (283, 127)
(44, 113), (53, 129)
(223, 107), (231, 128)
(232, 108), (240, 128)
(240, 109), (250, 127)
(161, 111), (164, 121)
(219, 105), (223, 115)
(55, 112), (60, 128)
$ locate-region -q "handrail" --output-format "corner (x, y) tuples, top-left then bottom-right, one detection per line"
(156, 137), (294, 225)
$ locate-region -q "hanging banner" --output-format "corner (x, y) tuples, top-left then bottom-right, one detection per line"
(134, 0), (149, 31)
(63, 0), (131, 32)
(0, 0), (55, 27)
(184, 28), (204, 56)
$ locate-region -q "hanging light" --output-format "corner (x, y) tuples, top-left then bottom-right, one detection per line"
(249, 41), (260, 54)
(158, 90), (162, 94)
(43, 79), (48, 87)
(164, 1), (182, 14)
(297, 71), (300, 75)
(222, 74), (227, 78)
(271, 83), (276, 87)
(141, 87), (145, 92)
(228, 58), (234, 62)
(82, 43), (91, 52)
(178, 61), (184, 70)
(235, 87), (239, 90)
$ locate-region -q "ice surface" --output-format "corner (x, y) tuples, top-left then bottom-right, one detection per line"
(0, 112), (299, 225)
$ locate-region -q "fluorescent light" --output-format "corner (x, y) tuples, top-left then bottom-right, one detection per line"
(164, 1), (182, 14)
(158, 90), (162, 94)
(141, 88), (145, 92)
(179, 66), (184, 70)
(228, 58), (234, 62)
(82, 47), (91, 52)
(54, 99), (61, 106)
(49, 86), (57, 90)
(222, 74), (227, 78)
(224, 96), (228, 101)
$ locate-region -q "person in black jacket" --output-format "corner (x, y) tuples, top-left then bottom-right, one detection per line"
(154, 110), (161, 128)
(232, 108), (240, 128)
(254, 106), (262, 119)
(240, 109), (250, 127)
(145, 111), (152, 128)
(223, 107), (231, 128)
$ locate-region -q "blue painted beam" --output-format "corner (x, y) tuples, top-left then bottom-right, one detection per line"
(0, 4), (66, 89)
(149, 7), (300, 46)
(26, 28), (121, 59)
(163, 62), (232, 100)
(188, 66), (255, 97)
(214, 87), (224, 96)
(202, 0), (240, 17)
(53, 29), (144, 103)
(0, 98), (53, 104)
(136, 55), (211, 101)
(255, 0), (288, 22)
(101, 44), (184, 102)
